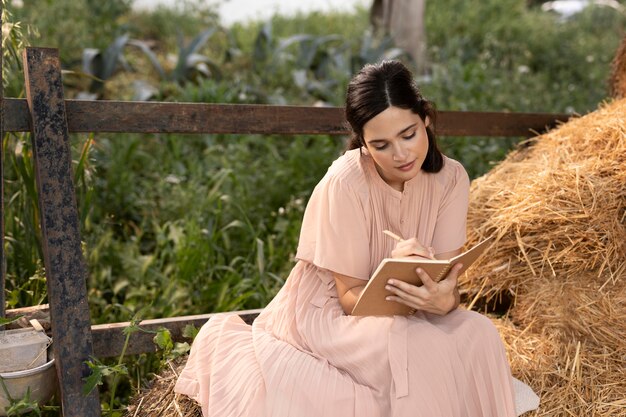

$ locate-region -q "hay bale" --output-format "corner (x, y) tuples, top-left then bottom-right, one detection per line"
(511, 277), (626, 349)
(462, 98), (626, 415)
(492, 317), (626, 417)
(462, 98), (626, 308)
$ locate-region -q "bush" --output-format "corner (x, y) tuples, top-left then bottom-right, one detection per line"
(11, 0), (132, 65)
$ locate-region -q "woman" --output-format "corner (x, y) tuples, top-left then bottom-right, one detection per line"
(175, 60), (536, 416)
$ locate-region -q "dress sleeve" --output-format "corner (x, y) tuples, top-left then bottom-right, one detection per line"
(431, 161), (470, 255)
(295, 175), (371, 280)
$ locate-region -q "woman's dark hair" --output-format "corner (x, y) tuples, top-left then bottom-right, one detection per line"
(345, 60), (443, 173)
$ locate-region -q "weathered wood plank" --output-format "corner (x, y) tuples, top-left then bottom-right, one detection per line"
(2, 98), (571, 137)
(6, 305), (263, 357)
(4, 304), (51, 330)
(436, 111), (569, 137)
(91, 309), (263, 358)
(24, 47), (101, 417)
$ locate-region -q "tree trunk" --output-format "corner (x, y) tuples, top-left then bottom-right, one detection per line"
(370, 0), (427, 74)
(609, 35), (626, 99)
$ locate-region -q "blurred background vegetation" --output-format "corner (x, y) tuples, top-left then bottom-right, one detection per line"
(2, 0), (625, 413)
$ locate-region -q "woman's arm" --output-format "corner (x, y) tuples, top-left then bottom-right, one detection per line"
(333, 273), (367, 315)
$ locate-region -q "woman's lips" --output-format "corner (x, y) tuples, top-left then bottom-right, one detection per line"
(396, 160), (415, 171)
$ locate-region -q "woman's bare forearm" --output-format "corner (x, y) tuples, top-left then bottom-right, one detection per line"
(339, 285), (366, 315)
(338, 285), (366, 315)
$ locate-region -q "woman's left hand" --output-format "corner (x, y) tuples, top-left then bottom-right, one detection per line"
(384, 263), (462, 315)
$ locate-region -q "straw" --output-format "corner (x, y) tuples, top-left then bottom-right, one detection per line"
(125, 358), (202, 417)
(461, 98), (626, 306)
(460, 97), (626, 416)
(492, 317), (626, 416)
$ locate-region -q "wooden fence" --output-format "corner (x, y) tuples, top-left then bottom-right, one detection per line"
(0, 46), (571, 416)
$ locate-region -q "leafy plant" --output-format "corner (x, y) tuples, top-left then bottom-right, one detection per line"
(11, 0), (131, 66)
(4, 133), (43, 293)
(0, 383), (40, 417)
(82, 314), (193, 415)
(0, 369), (59, 416)
(83, 315), (148, 415)
(1, 0), (37, 96)
(81, 34), (132, 95)
(153, 328), (190, 362)
(3, 133), (95, 308)
(79, 26), (224, 99)
(130, 28), (223, 83)
(245, 19), (409, 104)
(0, 315), (22, 327)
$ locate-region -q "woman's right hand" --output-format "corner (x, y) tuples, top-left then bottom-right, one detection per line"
(391, 237), (435, 260)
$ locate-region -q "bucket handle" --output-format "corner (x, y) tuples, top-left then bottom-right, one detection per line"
(25, 320), (52, 369)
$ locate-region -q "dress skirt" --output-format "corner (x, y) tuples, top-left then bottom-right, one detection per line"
(174, 260), (519, 417)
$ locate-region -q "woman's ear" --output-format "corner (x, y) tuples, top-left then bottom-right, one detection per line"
(424, 115), (431, 128)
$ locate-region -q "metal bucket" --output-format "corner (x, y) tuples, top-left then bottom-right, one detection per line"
(0, 357), (57, 416)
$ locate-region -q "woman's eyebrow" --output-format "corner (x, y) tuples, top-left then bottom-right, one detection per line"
(367, 123), (418, 144)
(366, 138), (387, 145)
(396, 123), (417, 136)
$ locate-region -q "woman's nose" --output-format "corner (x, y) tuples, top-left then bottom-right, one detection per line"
(392, 142), (407, 161)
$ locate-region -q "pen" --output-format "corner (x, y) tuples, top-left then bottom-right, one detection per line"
(382, 230), (403, 242)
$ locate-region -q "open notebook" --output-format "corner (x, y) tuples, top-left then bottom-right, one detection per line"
(351, 237), (494, 316)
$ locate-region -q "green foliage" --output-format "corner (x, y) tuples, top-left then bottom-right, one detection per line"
(10, 0), (131, 65)
(239, 18), (405, 105)
(419, 0), (626, 176)
(126, 1), (220, 52)
(3, 134), (43, 300)
(422, 0), (626, 114)
(82, 34), (132, 94)
(0, 382), (40, 417)
(3, 133), (94, 308)
(81, 132), (342, 324)
(183, 324), (200, 341)
(134, 28), (222, 85)
(81, 315), (192, 414)
(83, 359), (128, 397)
(4, 0), (626, 411)
(153, 328), (190, 361)
(0, 374), (59, 416)
(1, 0), (36, 96)
(0, 314), (22, 327)
(83, 315), (146, 414)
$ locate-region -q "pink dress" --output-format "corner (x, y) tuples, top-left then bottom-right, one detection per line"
(175, 149), (518, 417)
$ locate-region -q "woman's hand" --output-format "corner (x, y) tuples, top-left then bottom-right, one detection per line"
(385, 263), (462, 315)
(391, 237), (435, 260)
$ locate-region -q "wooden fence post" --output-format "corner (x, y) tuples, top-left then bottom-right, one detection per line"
(23, 47), (101, 417)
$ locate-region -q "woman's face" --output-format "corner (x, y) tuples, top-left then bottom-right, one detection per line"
(362, 106), (430, 191)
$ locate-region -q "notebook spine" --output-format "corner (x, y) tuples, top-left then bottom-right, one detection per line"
(435, 265), (451, 281)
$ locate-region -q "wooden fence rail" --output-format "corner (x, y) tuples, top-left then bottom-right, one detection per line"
(0, 45), (573, 416)
(2, 97), (569, 137)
